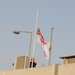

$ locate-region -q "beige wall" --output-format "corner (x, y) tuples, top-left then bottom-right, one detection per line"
(0, 66), (53, 75)
(58, 63), (75, 75)
(0, 63), (75, 75)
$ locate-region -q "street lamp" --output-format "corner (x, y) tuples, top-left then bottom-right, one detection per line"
(13, 30), (32, 57)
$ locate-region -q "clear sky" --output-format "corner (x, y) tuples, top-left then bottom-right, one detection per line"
(0, 0), (75, 70)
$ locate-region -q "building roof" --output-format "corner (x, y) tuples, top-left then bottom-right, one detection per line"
(60, 55), (75, 59)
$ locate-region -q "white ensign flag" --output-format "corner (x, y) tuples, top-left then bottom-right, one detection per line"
(36, 27), (49, 60)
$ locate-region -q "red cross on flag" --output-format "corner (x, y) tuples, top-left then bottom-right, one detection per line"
(36, 27), (49, 60)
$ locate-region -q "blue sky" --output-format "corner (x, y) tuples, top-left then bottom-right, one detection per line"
(0, 0), (75, 70)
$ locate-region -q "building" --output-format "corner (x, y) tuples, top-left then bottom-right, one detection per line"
(0, 55), (75, 75)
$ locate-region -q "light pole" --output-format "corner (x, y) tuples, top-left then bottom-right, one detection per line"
(13, 30), (32, 57)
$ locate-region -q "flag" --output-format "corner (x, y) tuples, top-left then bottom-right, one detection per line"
(36, 27), (49, 60)
(36, 27), (42, 43)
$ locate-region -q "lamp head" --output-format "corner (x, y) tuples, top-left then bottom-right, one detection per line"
(13, 31), (20, 34)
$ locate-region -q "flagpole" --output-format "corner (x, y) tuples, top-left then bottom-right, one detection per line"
(49, 28), (54, 66)
(31, 10), (39, 67)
